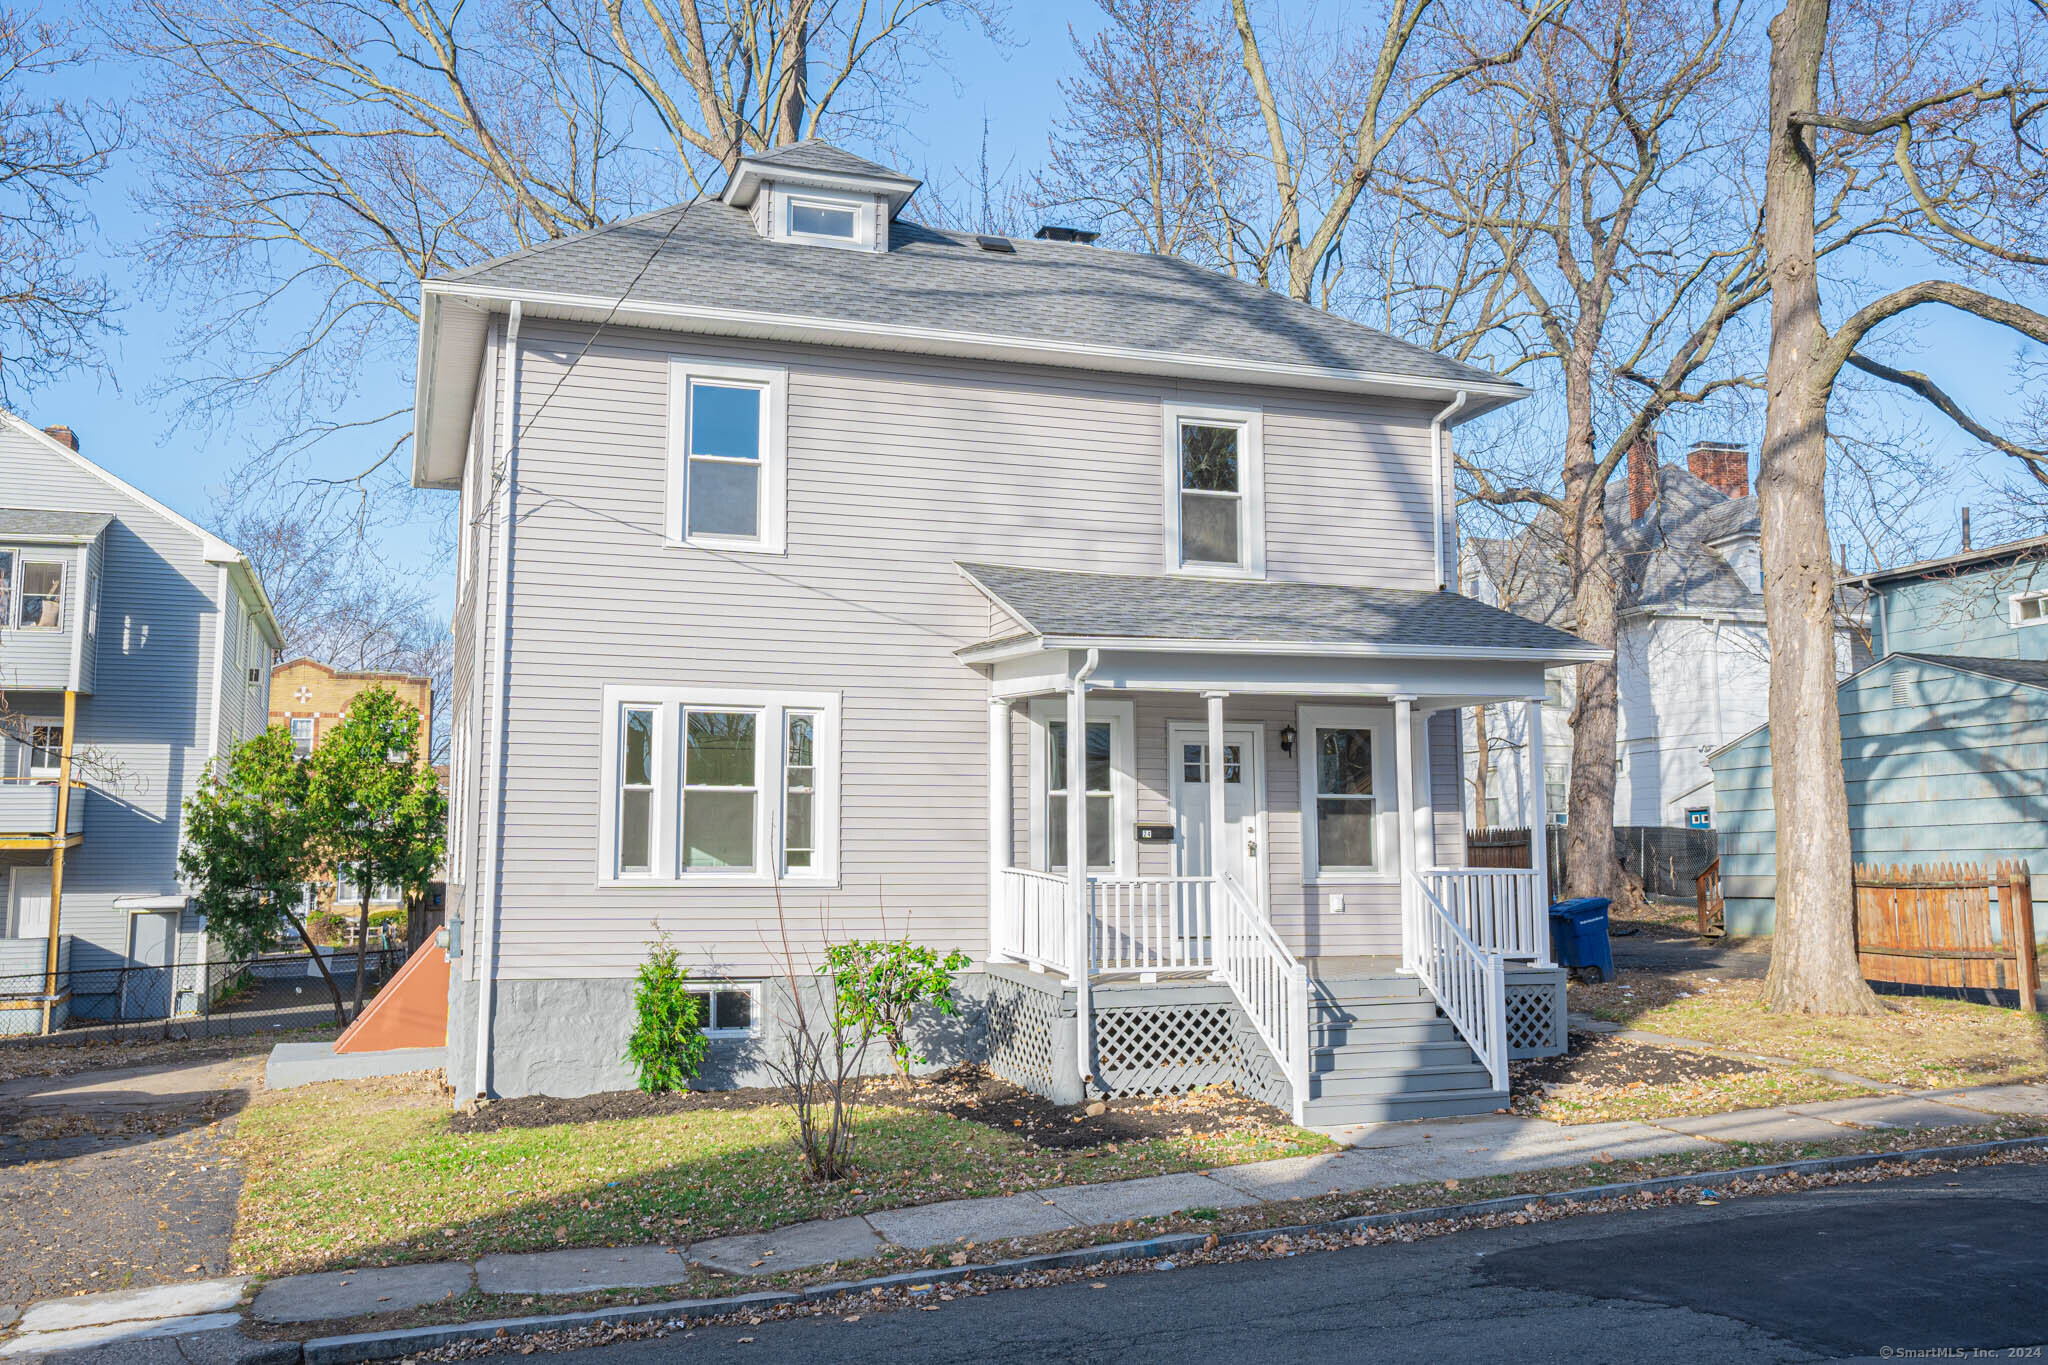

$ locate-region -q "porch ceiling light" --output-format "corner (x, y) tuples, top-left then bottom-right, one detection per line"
(1280, 724), (1296, 755)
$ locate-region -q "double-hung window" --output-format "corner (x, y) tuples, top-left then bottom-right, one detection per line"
(1297, 706), (1393, 880)
(1028, 699), (1135, 874)
(1164, 405), (1264, 577)
(0, 551), (63, 629)
(289, 717), (316, 760)
(27, 723), (62, 779)
(601, 687), (838, 885)
(667, 360), (787, 554)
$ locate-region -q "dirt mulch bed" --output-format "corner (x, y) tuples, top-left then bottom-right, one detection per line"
(450, 1065), (1291, 1150)
(1513, 1032), (1766, 1093)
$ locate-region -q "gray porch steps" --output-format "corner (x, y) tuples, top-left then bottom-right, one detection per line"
(1300, 965), (1508, 1126)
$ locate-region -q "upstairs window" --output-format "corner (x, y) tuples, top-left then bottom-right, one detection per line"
(667, 360), (787, 554)
(2, 556), (63, 629)
(1164, 405), (1263, 577)
(787, 198), (856, 241)
(2012, 591), (2048, 627)
(769, 187), (877, 251)
(289, 717), (316, 760)
(28, 723), (63, 778)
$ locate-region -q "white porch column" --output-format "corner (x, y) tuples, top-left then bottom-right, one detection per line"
(1205, 691), (1228, 889)
(1394, 694), (1417, 970)
(1526, 697), (1554, 962)
(1065, 676), (1089, 988)
(987, 696), (1013, 963)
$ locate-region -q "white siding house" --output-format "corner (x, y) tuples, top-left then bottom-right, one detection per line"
(0, 415), (281, 1031)
(416, 141), (1599, 1121)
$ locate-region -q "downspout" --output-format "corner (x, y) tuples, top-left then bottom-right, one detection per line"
(1430, 391), (1469, 591)
(474, 299), (522, 1102)
(1069, 646), (1099, 1096)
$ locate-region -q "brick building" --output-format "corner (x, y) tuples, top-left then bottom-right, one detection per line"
(269, 658), (431, 762)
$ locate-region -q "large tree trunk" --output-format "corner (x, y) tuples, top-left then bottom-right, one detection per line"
(1559, 363), (1621, 903)
(1757, 0), (1880, 1015)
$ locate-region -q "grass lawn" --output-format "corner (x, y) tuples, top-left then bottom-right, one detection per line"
(231, 1073), (1332, 1278)
(1513, 1061), (1869, 1124)
(1575, 976), (2048, 1090)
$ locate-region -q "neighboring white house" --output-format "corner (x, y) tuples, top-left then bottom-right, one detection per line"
(0, 416), (281, 1032)
(415, 140), (1602, 1123)
(1463, 440), (1858, 833)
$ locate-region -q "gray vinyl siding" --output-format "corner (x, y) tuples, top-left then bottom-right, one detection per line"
(472, 320), (1458, 980)
(0, 423), (228, 972)
(1709, 653), (2048, 936)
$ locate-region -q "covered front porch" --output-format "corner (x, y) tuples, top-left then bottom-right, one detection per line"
(957, 563), (1603, 1124)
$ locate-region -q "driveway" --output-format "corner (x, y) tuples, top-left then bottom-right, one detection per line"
(0, 1055), (256, 1308)
(539, 1161), (2048, 1363)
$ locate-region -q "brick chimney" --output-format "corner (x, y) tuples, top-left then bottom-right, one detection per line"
(1686, 440), (1749, 499)
(1627, 433), (1660, 521)
(42, 424), (79, 451)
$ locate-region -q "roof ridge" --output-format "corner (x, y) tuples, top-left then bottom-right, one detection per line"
(437, 200), (704, 285)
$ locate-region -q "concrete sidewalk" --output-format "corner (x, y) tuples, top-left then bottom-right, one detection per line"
(7, 1082), (2041, 1358)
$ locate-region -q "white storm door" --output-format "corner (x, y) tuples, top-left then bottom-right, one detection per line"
(1169, 724), (1266, 913)
(9, 866), (52, 939)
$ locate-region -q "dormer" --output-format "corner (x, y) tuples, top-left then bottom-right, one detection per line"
(720, 139), (922, 254)
(1708, 529), (1763, 595)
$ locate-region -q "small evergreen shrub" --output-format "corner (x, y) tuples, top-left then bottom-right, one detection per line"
(625, 934), (710, 1093)
(821, 939), (971, 1079)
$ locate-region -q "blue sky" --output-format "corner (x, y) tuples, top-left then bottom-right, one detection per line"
(23, 0), (2034, 613)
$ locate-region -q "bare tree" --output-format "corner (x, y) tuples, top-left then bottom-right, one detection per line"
(0, 8), (118, 398)
(1399, 0), (1774, 901)
(210, 464), (454, 757)
(1756, 0), (2048, 1013)
(108, 0), (1004, 478)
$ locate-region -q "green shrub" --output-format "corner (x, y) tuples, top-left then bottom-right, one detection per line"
(821, 939), (971, 1079)
(306, 910), (346, 944)
(625, 934), (710, 1093)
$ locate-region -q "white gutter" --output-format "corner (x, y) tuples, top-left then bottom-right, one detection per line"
(1430, 390), (1468, 591)
(474, 299), (522, 1102)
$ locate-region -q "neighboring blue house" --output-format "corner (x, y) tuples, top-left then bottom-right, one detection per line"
(1708, 535), (2048, 935)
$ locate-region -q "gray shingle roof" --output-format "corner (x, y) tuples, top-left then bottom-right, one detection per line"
(958, 562), (1598, 656)
(442, 197), (1512, 393)
(0, 508), (114, 540)
(1468, 461), (1763, 629)
(1900, 652), (2048, 690)
(741, 139), (917, 182)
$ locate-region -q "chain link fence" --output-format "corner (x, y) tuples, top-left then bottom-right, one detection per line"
(0, 946), (401, 1043)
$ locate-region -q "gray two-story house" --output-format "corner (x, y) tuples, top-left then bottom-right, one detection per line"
(1708, 535), (2048, 935)
(1, 416), (280, 1032)
(415, 141), (1599, 1123)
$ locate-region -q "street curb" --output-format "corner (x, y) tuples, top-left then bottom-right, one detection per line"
(297, 1134), (2048, 1364)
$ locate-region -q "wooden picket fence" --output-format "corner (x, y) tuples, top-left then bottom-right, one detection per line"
(1466, 825), (1567, 891)
(1852, 861), (2041, 1005)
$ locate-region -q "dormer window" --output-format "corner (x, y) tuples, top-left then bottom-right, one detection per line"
(787, 197), (857, 242)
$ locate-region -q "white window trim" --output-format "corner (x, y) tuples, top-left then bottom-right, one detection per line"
(1296, 704), (1400, 884)
(2011, 590), (2048, 627)
(0, 550), (65, 631)
(771, 185), (879, 252)
(597, 685), (840, 888)
(1162, 403), (1265, 580)
(690, 981), (763, 1038)
(1025, 697), (1137, 876)
(665, 358), (789, 555)
(26, 722), (62, 779)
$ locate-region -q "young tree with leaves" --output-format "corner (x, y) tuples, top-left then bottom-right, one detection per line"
(179, 727), (349, 1024)
(305, 687), (446, 1015)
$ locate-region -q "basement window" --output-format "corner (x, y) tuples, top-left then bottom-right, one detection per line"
(690, 983), (760, 1037)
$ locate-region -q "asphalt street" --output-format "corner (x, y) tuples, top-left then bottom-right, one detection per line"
(547, 1161), (2048, 1364)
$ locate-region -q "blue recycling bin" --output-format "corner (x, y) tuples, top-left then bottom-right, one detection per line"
(1548, 897), (1614, 983)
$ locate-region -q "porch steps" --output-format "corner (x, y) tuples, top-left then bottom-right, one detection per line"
(1299, 969), (1508, 1126)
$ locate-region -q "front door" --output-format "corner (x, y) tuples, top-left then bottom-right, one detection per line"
(1169, 724), (1266, 913)
(8, 866), (52, 939)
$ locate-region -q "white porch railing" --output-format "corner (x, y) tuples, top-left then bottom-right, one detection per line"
(994, 868), (1071, 975)
(1088, 876), (1214, 974)
(1421, 867), (1550, 964)
(1404, 875), (1509, 1093)
(1212, 873), (1311, 1124)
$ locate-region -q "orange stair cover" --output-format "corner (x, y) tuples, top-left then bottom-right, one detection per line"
(334, 938), (450, 1054)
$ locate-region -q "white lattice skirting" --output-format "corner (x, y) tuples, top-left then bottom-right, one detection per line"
(1505, 967), (1568, 1058)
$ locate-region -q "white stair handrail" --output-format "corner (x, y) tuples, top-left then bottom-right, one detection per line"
(1407, 875), (1510, 1093)
(1214, 872), (1311, 1124)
